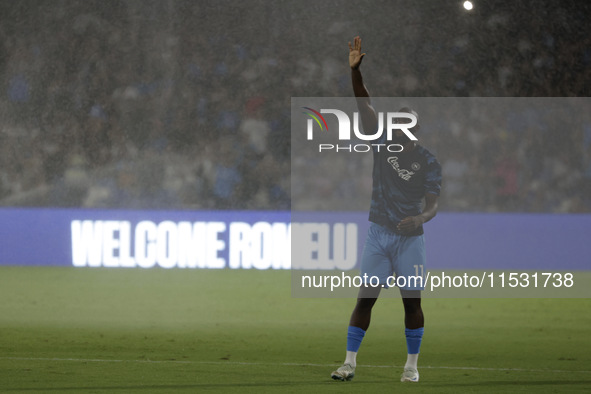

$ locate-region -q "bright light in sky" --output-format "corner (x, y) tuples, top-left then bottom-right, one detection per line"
(463, 1), (473, 11)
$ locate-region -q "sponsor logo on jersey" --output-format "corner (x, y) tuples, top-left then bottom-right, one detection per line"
(387, 156), (415, 181)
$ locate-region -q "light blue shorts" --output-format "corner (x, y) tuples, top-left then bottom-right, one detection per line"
(360, 223), (426, 291)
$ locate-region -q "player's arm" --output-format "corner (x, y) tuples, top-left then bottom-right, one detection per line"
(397, 193), (439, 233)
(349, 36), (378, 134)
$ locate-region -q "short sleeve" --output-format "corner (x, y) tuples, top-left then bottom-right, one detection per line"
(424, 156), (442, 196)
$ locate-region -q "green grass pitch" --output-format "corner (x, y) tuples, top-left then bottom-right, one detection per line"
(1, 266), (590, 393)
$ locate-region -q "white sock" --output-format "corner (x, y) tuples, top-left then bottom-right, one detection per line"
(344, 350), (357, 367)
(405, 353), (419, 370)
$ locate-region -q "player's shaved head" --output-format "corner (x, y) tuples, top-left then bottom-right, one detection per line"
(398, 106), (418, 121)
(398, 106), (420, 133)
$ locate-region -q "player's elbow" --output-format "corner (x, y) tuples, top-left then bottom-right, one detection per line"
(424, 193), (439, 219)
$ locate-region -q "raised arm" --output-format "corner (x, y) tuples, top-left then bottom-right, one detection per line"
(349, 36), (378, 134)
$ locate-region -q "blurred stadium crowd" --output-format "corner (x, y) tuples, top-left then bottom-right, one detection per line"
(1, 0), (590, 213)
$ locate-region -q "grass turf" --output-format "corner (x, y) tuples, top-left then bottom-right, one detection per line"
(0, 266), (590, 393)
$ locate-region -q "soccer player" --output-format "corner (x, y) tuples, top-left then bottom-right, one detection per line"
(331, 36), (442, 383)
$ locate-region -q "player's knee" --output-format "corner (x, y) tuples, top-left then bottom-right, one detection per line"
(405, 305), (423, 317)
(355, 297), (377, 313)
(402, 297), (422, 316)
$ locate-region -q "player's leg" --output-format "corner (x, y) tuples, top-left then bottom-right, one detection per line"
(331, 287), (380, 381)
(349, 285), (381, 330)
(332, 224), (390, 381)
(346, 286), (381, 363)
(394, 235), (426, 383)
(400, 290), (423, 382)
(401, 290), (423, 329)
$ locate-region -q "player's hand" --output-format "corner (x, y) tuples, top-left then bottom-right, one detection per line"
(348, 36), (366, 70)
(397, 216), (424, 233)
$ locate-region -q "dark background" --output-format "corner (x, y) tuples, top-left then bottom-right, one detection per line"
(1, 0), (590, 212)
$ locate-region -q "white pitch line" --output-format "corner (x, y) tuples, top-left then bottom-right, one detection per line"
(1, 357), (590, 374)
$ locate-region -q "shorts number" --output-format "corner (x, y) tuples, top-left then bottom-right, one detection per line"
(413, 264), (424, 277)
